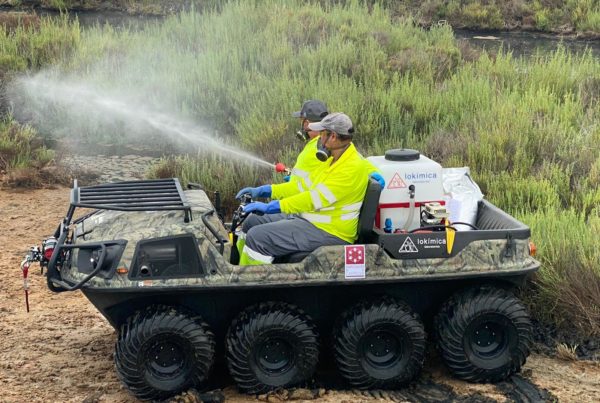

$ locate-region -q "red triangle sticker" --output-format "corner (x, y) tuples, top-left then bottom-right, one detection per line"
(387, 173), (407, 189)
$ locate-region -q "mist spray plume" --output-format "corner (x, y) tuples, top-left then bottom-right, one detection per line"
(9, 73), (275, 170)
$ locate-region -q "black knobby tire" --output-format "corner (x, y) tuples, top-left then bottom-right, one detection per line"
(226, 302), (319, 394)
(435, 286), (532, 382)
(114, 305), (215, 401)
(333, 298), (426, 389)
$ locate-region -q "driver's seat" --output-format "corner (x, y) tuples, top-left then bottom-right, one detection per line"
(280, 178), (382, 263)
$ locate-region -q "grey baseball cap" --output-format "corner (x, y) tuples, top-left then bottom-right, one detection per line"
(292, 100), (328, 121)
(307, 112), (354, 136)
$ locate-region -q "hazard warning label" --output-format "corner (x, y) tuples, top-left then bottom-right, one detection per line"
(399, 237), (419, 253)
(387, 173), (407, 189)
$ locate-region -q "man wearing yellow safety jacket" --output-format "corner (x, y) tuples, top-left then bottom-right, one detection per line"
(233, 100), (329, 255)
(238, 112), (375, 265)
(235, 101), (384, 253)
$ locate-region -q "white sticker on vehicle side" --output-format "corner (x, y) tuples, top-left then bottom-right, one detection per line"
(399, 237), (419, 253)
(345, 245), (366, 279)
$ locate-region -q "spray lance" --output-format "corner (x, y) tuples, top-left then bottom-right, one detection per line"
(274, 162), (291, 176)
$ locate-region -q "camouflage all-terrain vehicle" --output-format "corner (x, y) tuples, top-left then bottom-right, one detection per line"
(24, 176), (539, 401)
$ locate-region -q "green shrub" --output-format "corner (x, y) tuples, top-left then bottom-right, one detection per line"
(0, 13), (80, 74)
(578, 10), (600, 31)
(522, 208), (600, 335)
(0, 118), (54, 172)
(461, 2), (505, 29)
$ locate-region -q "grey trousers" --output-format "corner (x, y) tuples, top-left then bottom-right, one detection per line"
(242, 213), (287, 233)
(243, 214), (348, 258)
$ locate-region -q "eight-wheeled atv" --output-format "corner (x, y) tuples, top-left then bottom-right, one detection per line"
(22, 176), (539, 401)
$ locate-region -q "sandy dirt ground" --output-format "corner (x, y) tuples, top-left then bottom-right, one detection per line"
(1, 187), (599, 403)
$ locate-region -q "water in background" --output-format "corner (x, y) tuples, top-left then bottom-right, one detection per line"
(454, 29), (600, 59)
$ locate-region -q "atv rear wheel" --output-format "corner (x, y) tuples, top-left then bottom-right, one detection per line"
(333, 298), (426, 389)
(115, 305), (215, 401)
(435, 287), (532, 382)
(226, 302), (319, 394)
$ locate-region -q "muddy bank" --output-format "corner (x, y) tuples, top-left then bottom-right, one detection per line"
(0, 1), (191, 16)
(2, 1), (599, 39)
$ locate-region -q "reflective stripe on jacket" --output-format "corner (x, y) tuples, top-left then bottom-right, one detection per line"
(279, 143), (371, 243)
(271, 137), (320, 198)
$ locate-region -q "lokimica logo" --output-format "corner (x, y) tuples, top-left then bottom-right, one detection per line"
(399, 237), (419, 253)
(404, 172), (437, 181)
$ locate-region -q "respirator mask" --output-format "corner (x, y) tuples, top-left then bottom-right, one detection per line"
(295, 119), (310, 142)
(296, 129), (310, 142)
(315, 133), (332, 162)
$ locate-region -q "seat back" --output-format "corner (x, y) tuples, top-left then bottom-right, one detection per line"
(356, 178), (382, 244)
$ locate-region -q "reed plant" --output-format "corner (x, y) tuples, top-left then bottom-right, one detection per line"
(0, 0), (599, 335)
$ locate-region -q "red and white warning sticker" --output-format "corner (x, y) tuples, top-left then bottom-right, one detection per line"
(345, 245), (366, 279)
(387, 173), (407, 189)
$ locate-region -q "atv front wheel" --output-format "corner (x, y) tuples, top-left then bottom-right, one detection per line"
(115, 305), (215, 401)
(435, 287), (532, 382)
(226, 302), (319, 394)
(333, 298), (426, 389)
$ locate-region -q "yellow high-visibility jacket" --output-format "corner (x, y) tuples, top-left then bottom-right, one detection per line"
(278, 143), (372, 243)
(272, 137), (380, 200)
(271, 137), (320, 198)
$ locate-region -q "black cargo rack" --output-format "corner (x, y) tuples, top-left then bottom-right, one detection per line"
(70, 178), (192, 223)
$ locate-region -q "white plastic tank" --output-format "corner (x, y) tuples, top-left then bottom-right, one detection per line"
(367, 149), (444, 231)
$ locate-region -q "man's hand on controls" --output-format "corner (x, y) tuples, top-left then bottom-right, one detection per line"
(370, 172), (385, 189)
(235, 185), (272, 200)
(242, 200), (281, 214)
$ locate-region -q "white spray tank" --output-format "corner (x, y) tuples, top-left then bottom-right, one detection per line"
(367, 149), (444, 232)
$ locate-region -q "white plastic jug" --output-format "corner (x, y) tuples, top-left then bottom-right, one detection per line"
(367, 149), (444, 231)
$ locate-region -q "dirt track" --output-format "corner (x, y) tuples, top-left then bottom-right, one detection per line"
(1, 187), (599, 403)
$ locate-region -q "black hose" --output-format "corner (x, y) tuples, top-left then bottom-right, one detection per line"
(449, 221), (479, 230)
(201, 210), (227, 255)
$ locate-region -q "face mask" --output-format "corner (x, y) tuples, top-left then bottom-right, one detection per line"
(295, 119), (310, 142)
(315, 134), (332, 162)
(296, 129), (309, 142)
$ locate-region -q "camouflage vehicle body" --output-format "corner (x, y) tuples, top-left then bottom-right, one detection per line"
(51, 185), (536, 324)
(40, 178), (539, 400)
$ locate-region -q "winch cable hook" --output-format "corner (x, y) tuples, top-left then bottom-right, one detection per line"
(20, 257), (31, 313)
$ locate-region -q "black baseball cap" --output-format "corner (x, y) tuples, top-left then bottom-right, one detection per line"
(292, 100), (328, 122)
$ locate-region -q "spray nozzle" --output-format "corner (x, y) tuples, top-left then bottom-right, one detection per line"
(275, 163), (290, 175)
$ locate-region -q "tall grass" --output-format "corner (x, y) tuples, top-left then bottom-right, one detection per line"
(1, 0), (599, 335)
(522, 209), (600, 333)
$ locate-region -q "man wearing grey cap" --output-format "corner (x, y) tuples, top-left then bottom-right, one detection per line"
(236, 100), (329, 203)
(238, 112), (375, 265)
(232, 100), (328, 257)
